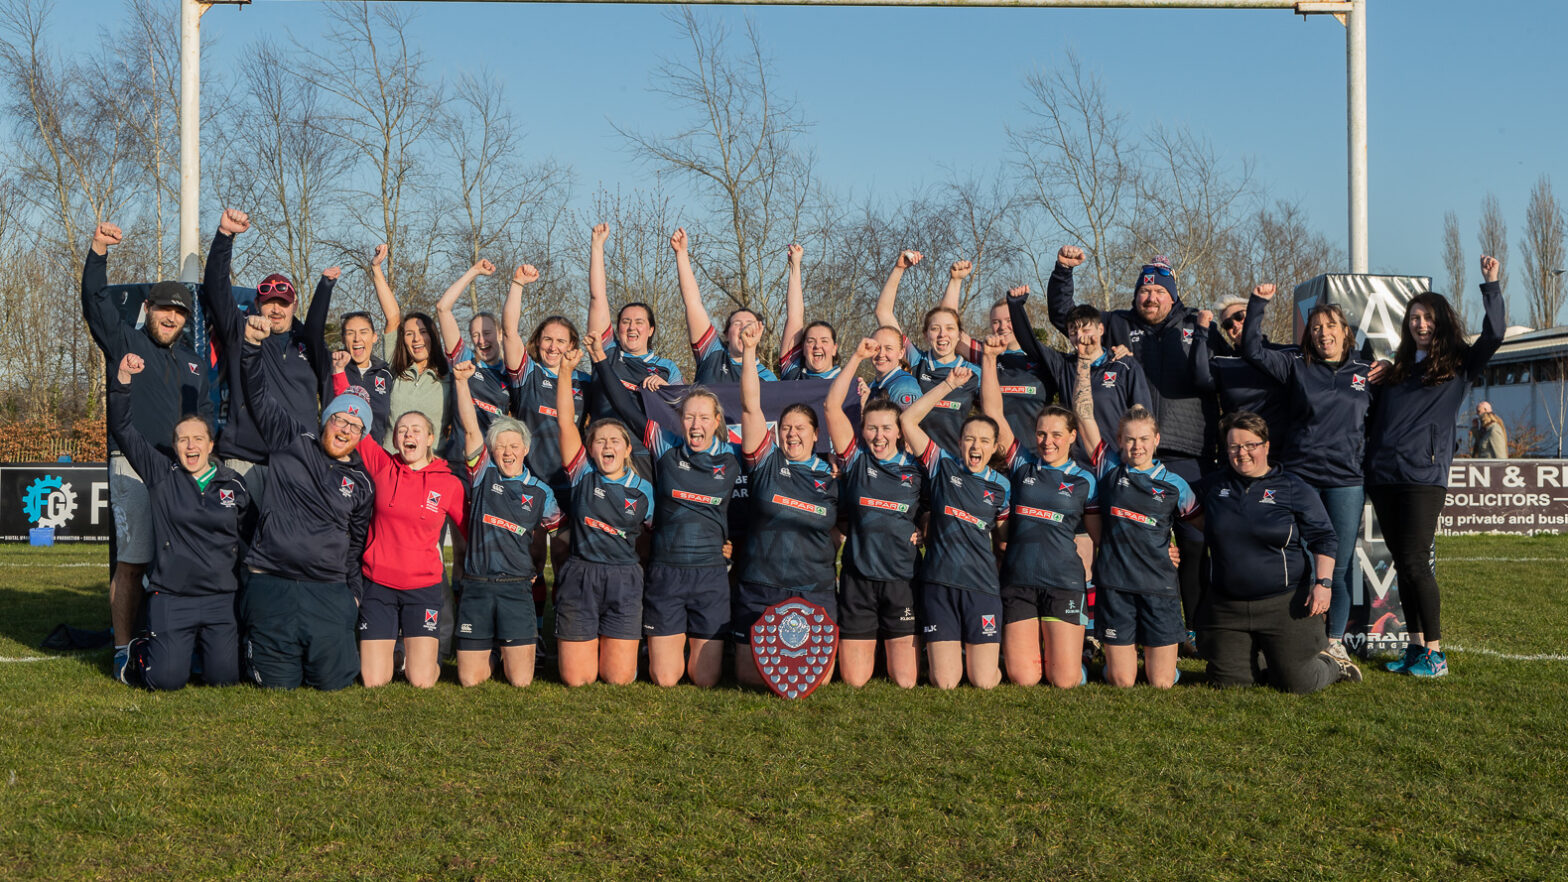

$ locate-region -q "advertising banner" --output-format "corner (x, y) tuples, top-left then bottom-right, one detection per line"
(1440, 459), (1568, 535)
(0, 463), (112, 542)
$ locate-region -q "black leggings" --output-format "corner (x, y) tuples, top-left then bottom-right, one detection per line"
(1367, 483), (1448, 642)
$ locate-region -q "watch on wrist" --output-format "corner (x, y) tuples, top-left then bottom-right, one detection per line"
(1314, 577), (1333, 588)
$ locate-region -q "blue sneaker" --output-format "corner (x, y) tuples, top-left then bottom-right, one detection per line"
(1408, 648), (1449, 678)
(1079, 664), (1088, 686)
(112, 646), (130, 684)
(1385, 644), (1422, 674)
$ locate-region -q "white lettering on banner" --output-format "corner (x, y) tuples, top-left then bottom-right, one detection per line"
(90, 481), (109, 525)
(1440, 459), (1568, 535)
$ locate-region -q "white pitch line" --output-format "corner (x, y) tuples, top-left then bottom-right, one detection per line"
(0, 562), (106, 568)
(1443, 556), (1566, 562)
(1447, 644), (1568, 662)
(0, 656), (67, 663)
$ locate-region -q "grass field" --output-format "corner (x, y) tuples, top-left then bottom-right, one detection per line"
(2, 536), (1566, 881)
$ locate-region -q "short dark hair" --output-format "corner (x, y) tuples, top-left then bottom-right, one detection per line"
(1036, 404), (1079, 435)
(618, 302), (656, 332)
(341, 311), (375, 331)
(1219, 410), (1269, 444)
(171, 412), (216, 447)
(1066, 304), (1103, 330)
(780, 402), (819, 433)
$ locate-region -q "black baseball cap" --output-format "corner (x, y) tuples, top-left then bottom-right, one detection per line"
(146, 281), (193, 313)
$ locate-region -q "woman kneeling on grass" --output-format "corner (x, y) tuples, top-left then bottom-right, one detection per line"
(109, 353), (254, 690)
(977, 338), (1098, 689)
(553, 347), (655, 687)
(824, 339), (926, 688)
(900, 366), (1011, 690)
(1072, 364), (1198, 689)
(451, 361), (562, 687)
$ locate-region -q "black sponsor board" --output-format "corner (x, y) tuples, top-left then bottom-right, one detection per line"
(0, 463), (112, 542)
(1440, 459), (1568, 535)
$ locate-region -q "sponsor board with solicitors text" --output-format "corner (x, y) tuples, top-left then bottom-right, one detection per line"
(1439, 460), (1568, 535)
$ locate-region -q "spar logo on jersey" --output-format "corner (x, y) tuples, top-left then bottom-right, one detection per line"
(1111, 506), (1156, 526)
(584, 516), (626, 538)
(1351, 373), (1367, 392)
(673, 489), (723, 505)
(933, 399), (962, 410)
(339, 476), (356, 498)
(483, 513), (526, 536)
(1015, 505), (1064, 523)
(944, 505), (987, 531)
(423, 609), (439, 632)
(772, 494), (827, 517)
(998, 385), (1037, 395)
(537, 404), (558, 418)
(425, 490), (443, 512)
(374, 375), (387, 393)
(980, 614), (998, 637)
(473, 399), (502, 415)
(1101, 370), (1118, 387)
(859, 496), (910, 513)
(218, 488), (236, 508)
(1260, 489), (1278, 505)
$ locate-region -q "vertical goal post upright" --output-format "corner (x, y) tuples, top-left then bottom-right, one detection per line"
(178, 0), (1367, 284)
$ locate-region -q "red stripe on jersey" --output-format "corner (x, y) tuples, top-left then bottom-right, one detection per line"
(920, 440), (939, 470)
(694, 324), (717, 355)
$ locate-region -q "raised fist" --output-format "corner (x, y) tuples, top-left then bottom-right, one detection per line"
(244, 314), (270, 345)
(1253, 283), (1275, 301)
(950, 260), (973, 281)
(1196, 309), (1214, 329)
(896, 250), (923, 269)
(473, 259), (496, 276)
(591, 223), (610, 247)
(512, 264), (540, 286)
(1006, 285), (1030, 302)
(855, 338), (878, 360)
(670, 228), (688, 254)
(371, 244), (388, 267)
(560, 347), (584, 374)
(331, 350), (351, 374)
(118, 353), (145, 378)
(1480, 254), (1500, 283)
(740, 320), (763, 350)
(322, 266), (342, 282)
(1057, 246), (1086, 268)
(219, 208), (249, 236)
(583, 332), (606, 360)
(983, 334), (1007, 357)
(93, 223), (123, 250)
(947, 366), (974, 389)
(452, 360), (476, 382)
(787, 243), (803, 265)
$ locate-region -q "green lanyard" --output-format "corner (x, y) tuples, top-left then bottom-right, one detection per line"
(192, 463), (218, 493)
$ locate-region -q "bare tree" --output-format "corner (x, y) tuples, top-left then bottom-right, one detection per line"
(1007, 51), (1133, 310)
(1477, 192), (1510, 301)
(614, 9), (814, 326)
(1442, 209), (1466, 325)
(583, 183), (693, 376)
(1213, 199), (1345, 342)
(1520, 175), (1566, 329)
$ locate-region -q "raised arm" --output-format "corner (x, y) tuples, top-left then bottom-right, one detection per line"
(900, 365), (971, 457)
(1192, 310), (1216, 392)
(304, 267), (340, 390)
(940, 260), (975, 350)
(670, 228), (712, 348)
(368, 244), (400, 336)
(1239, 284), (1295, 384)
(80, 223), (130, 354)
(738, 322), (768, 455)
(555, 346), (587, 469)
(1004, 284), (1055, 370)
(825, 338), (875, 455)
(586, 333), (650, 439)
(106, 354), (166, 485)
(978, 336), (1015, 455)
(586, 223), (611, 346)
(1467, 255), (1506, 374)
(1045, 246), (1085, 335)
(451, 361), (484, 462)
(200, 208), (251, 344)
(1072, 357), (1102, 455)
(778, 244), (805, 365)
(436, 259), (497, 360)
(874, 249), (922, 334)
(501, 264), (540, 373)
(241, 315), (308, 450)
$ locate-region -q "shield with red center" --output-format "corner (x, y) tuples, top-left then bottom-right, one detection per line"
(750, 597), (837, 699)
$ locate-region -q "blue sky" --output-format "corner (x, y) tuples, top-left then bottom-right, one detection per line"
(76, 0), (1568, 321)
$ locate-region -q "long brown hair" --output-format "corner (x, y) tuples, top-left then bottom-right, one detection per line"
(527, 315), (581, 365)
(391, 312), (449, 379)
(1300, 302), (1355, 366)
(1391, 292), (1466, 386)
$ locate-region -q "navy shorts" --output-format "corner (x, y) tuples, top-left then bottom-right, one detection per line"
(644, 563), (730, 640)
(1002, 584), (1090, 628)
(239, 573), (358, 691)
(358, 582), (445, 641)
(732, 583), (837, 644)
(837, 569), (917, 640)
(554, 558), (644, 641)
(921, 583), (1003, 645)
(1095, 586), (1185, 647)
(456, 579), (537, 651)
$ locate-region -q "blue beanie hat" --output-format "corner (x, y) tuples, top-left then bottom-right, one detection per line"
(321, 393), (372, 432)
(1133, 256), (1178, 303)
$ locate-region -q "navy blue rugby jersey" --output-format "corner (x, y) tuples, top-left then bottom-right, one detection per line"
(740, 436), (838, 592)
(905, 340), (981, 453)
(448, 341), (511, 459)
(961, 340), (1053, 449)
(506, 351), (589, 491)
(917, 440), (1010, 596)
(643, 420), (742, 568)
(834, 437), (925, 582)
(463, 452), (562, 582)
(1000, 440), (1096, 593)
(778, 343), (842, 381)
(563, 447), (655, 566)
(1090, 442), (1198, 596)
(868, 367), (921, 409)
(692, 326), (779, 384)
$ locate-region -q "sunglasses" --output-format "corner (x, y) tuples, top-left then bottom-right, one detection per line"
(1221, 313), (1246, 330)
(257, 281), (295, 296)
(1139, 265), (1173, 278)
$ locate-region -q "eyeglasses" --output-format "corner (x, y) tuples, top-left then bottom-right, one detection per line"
(1221, 313), (1246, 330)
(1226, 441), (1265, 454)
(327, 414), (364, 436)
(257, 281), (295, 296)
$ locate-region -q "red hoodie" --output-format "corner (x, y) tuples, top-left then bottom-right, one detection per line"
(356, 438), (468, 590)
